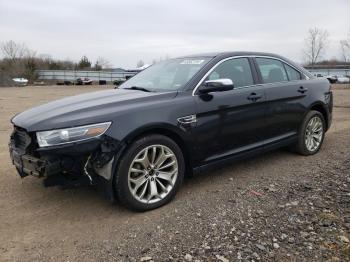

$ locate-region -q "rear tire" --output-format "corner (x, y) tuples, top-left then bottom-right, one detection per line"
(294, 110), (325, 156)
(114, 134), (185, 211)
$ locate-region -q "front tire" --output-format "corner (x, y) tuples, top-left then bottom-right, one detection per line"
(114, 134), (185, 211)
(294, 110), (325, 156)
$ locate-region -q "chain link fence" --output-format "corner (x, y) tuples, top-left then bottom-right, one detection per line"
(37, 70), (139, 83)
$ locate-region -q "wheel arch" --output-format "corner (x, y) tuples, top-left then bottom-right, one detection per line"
(308, 102), (329, 130)
(121, 124), (194, 176)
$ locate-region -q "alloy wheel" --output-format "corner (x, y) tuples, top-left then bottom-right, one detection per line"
(128, 144), (178, 204)
(305, 116), (323, 152)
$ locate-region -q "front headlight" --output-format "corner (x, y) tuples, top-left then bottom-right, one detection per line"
(36, 122), (111, 147)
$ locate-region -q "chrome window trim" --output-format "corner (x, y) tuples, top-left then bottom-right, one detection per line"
(192, 55), (309, 96)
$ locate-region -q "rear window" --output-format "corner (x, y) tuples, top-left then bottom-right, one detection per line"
(284, 63), (302, 81)
(256, 58), (288, 84)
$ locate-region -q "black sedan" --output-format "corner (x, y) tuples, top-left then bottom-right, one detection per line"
(9, 52), (333, 211)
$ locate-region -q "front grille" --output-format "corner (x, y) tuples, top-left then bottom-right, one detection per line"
(13, 127), (31, 151)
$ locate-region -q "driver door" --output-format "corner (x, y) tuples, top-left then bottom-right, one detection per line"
(192, 57), (267, 164)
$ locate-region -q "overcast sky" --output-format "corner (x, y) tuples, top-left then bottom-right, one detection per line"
(0, 0), (349, 68)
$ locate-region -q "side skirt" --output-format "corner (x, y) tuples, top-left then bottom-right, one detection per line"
(193, 135), (297, 175)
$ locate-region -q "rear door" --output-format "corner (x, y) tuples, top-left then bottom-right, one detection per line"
(192, 57), (267, 164)
(254, 57), (309, 142)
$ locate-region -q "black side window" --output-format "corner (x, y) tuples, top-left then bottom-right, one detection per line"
(284, 63), (302, 81)
(256, 58), (288, 84)
(207, 58), (254, 88)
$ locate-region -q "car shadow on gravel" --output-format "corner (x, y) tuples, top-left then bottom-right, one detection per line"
(15, 146), (315, 218)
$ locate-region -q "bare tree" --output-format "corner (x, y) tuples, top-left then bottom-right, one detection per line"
(303, 27), (329, 67)
(94, 57), (111, 70)
(0, 40), (29, 60)
(340, 29), (350, 62)
(0, 40), (39, 84)
(22, 51), (38, 81)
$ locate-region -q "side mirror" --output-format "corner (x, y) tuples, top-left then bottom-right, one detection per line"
(199, 79), (234, 94)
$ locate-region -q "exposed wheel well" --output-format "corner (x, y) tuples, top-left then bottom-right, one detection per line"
(125, 128), (193, 176)
(310, 104), (328, 129)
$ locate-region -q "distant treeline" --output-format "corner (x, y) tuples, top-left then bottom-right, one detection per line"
(0, 40), (110, 86)
(305, 59), (350, 66)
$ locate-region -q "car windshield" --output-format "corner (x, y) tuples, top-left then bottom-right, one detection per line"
(119, 57), (211, 92)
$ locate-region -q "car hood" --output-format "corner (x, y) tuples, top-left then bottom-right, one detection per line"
(12, 89), (177, 132)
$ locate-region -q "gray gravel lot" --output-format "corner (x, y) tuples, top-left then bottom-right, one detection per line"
(0, 85), (349, 262)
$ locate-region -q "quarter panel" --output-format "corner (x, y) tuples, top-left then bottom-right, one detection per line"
(263, 77), (330, 141)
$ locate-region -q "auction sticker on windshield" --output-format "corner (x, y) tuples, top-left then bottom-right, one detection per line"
(180, 59), (205, 65)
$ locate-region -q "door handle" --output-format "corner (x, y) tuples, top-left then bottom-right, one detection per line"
(298, 86), (308, 94)
(247, 92), (262, 102)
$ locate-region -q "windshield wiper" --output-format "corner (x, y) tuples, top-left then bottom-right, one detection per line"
(125, 86), (152, 92)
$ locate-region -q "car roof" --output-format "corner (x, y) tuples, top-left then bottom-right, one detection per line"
(179, 51), (287, 59)
(178, 51), (314, 79)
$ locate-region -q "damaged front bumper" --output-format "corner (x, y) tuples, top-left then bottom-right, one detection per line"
(9, 127), (123, 201)
(9, 144), (61, 177)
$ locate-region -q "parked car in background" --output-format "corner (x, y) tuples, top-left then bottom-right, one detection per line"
(9, 52), (333, 211)
(12, 78), (28, 86)
(326, 75), (337, 84)
(76, 77), (92, 85)
(337, 76), (350, 84)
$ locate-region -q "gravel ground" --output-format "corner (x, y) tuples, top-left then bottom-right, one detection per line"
(0, 85), (349, 262)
